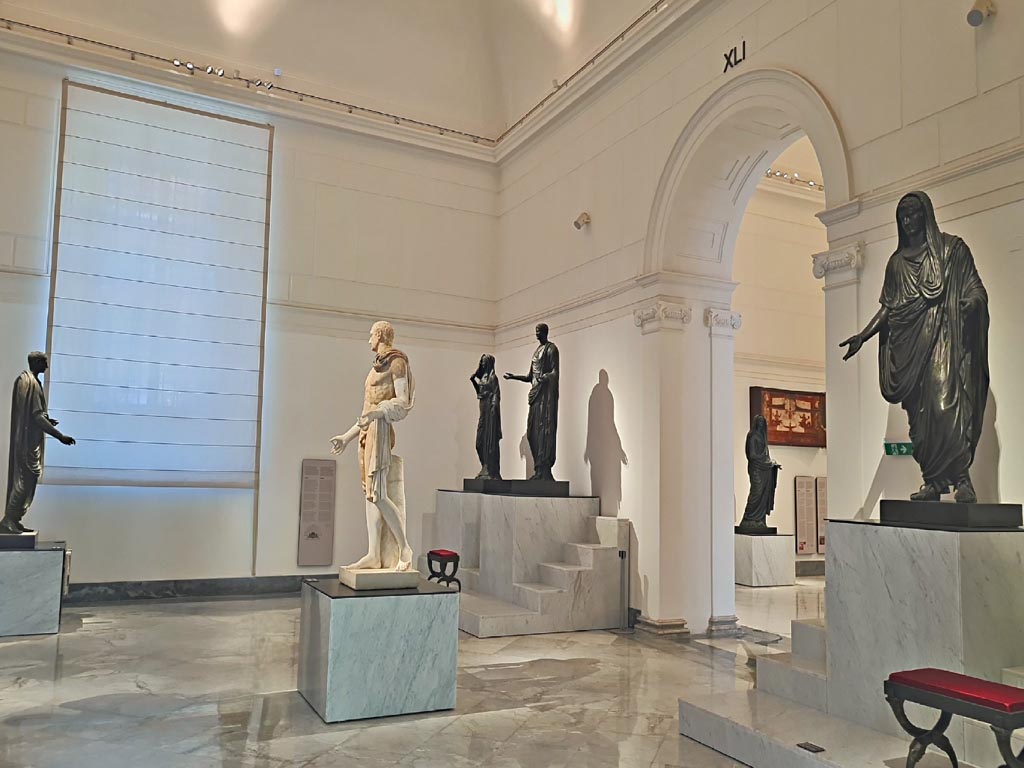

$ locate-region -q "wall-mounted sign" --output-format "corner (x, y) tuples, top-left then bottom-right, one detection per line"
(884, 442), (914, 456)
(723, 41), (747, 73)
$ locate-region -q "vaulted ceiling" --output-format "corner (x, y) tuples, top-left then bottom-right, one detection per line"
(0, 0), (654, 137)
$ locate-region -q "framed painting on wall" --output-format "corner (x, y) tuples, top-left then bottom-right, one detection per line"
(749, 387), (826, 448)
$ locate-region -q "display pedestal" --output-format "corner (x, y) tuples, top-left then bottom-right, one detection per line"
(0, 541), (67, 637)
(297, 578), (457, 723)
(421, 490), (628, 637)
(0, 532), (38, 549)
(880, 499), (1022, 529)
(826, 519), (1024, 765)
(462, 478), (569, 497)
(734, 533), (794, 587)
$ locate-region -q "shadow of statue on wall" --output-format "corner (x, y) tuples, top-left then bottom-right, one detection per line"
(972, 389), (1001, 503)
(518, 432), (535, 480)
(584, 369), (628, 517)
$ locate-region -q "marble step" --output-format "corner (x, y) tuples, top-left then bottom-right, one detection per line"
(459, 566), (480, 591)
(678, 687), (976, 768)
(513, 581), (563, 611)
(562, 542), (616, 567)
(791, 618), (827, 664)
(1003, 666), (1024, 687)
(756, 652), (827, 713)
(537, 562), (589, 589)
(457, 589), (539, 638)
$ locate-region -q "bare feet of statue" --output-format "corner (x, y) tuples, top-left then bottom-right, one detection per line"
(395, 546), (414, 572)
(346, 552), (382, 570)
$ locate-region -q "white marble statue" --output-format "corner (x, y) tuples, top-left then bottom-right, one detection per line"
(330, 321), (415, 573)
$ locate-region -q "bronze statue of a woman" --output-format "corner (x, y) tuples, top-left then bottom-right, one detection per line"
(841, 191), (989, 503)
(470, 354), (501, 480)
(737, 415), (780, 533)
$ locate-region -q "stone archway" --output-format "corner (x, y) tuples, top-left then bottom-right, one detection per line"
(634, 69), (852, 635)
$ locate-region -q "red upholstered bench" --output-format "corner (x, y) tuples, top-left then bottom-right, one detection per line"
(426, 549), (460, 591)
(885, 667), (1024, 767)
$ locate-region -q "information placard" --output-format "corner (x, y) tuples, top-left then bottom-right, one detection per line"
(815, 476), (828, 555)
(298, 458), (337, 566)
(794, 475), (817, 555)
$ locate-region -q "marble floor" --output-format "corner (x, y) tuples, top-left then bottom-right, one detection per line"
(0, 595), (768, 768)
(734, 576), (825, 638)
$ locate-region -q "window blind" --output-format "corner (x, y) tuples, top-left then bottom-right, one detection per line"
(45, 82), (271, 487)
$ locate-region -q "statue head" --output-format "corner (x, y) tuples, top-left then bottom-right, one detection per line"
(369, 321), (395, 353)
(752, 414), (767, 436)
(897, 194), (926, 242)
(478, 353), (495, 373)
(27, 351), (48, 375)
(535, 323), (549, 343)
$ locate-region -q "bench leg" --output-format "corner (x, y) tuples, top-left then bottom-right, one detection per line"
(993, 726), (1024, 768)
(886, 696), (958, 768)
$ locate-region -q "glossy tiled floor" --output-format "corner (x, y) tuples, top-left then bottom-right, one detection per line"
(0, 596), (768, 768)
(735, 576), (825, 638)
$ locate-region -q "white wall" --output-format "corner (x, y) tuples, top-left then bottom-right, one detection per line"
(0, 49), (496, 582)
(731, 180), (828, 547)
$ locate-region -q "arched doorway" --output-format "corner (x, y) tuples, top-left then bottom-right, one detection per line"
(641, 68), (851, 636)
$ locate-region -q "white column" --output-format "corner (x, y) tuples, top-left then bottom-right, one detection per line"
(705, 307), (742, 636)
(632, 300), (693, 635)
(813, 243), (864, 519)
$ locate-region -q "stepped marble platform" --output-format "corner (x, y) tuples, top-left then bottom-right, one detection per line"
(420, 490), (628, 637)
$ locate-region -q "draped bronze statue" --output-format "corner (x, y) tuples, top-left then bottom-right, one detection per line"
(737, 415), (780, 532)
(504, 323), (559, 482)
(841, 191), (989, 503)
(2, 352), (75, 535)
(470, 354), (501, 480)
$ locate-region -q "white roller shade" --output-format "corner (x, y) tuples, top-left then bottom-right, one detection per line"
(45, 83), (272, 487)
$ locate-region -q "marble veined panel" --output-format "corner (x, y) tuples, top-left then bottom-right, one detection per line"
(735, 534), (795, 587)
(0, 548), (64, 637)
(826, 520), (1024, 761)
(297, 580), (458, 723)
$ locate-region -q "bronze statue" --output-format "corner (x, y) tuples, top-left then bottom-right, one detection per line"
(737, 415), (780, 531)
(841, 191), (989, 503)
(470, 354), (501, 480)
(2, 352), (75, 535)
(504, 323), (559, 482)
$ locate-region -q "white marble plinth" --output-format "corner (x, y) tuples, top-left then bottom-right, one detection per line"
(338, 567), (420, 590)
(422, 491), (627, 637)
(0, 543), (65, 637)
(734, 534), (795, 587)
(298, 578), (458, 722)
(826, 520), (1024, 765)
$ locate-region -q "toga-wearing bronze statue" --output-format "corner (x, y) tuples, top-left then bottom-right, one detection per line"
(841, 191), (989, 503)
(2, 352), (75, 535)
(470, 354), (501, 480)
(737, 415), (780, 531)
(505, 323), (559, 482)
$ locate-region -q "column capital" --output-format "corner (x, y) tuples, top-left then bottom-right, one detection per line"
(704, 307), (742, 336)
(633, 300), (692, 335)
(812, 241), (864, 282)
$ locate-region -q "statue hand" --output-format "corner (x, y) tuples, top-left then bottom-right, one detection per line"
(329, 436), (349, 455)
(59, 434), (75, 446)
(503, 372), (514, 380)
(839, 334), (863, 360)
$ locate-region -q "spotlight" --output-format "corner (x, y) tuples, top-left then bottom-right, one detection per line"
(172, 58), (181, 67)
(265, 82), (274, 90)
(254, 79), (262, 86)
(205, 65), (214, 74)
(967, 0), (995, 26)
(215, 67), (224, 77)
(573, 212), (591, 231)
(808, 181), (816, 187)
(185, 61), (194, 72)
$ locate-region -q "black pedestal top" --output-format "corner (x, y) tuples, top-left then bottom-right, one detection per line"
(461, 478), (570, 497)
(304, 577), (454, 600)
(880, 500), (1022, 530)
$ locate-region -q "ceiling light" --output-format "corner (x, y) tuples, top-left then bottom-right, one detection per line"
(216, 67), (225, 77)
(172, 58), (181, 67)
(967, 0), (996, 27)
(265, 82), (274, 90)
(185, 61), (194, 72)
(253, 79), (262, 86)
(205, 65), (214, 74)
(808, 181), (816, 187)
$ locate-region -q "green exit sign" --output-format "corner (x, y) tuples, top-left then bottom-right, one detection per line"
(884, 442), (914, 456)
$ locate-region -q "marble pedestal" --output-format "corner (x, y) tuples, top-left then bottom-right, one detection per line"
(827, 520), (1024, 764)
(0, 541), (66, 637)
(297, 578), (457, 723)
(734, 533), (794, 587)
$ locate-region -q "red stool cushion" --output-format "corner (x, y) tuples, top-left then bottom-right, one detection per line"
(889, 668), (1024, 713)
(429, 549), (458, 558)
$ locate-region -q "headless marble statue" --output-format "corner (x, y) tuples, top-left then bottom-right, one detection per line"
(330, 321), (415, 574)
